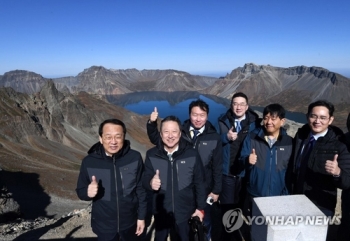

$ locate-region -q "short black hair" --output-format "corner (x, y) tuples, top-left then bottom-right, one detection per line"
(307, 100), (335, 117)
(98, 119), (126, 137)
(189, 99), (209, 115)
(263, 103), (286, 119)
(231, 92), (249, 105)
(160, 115), (182, 132)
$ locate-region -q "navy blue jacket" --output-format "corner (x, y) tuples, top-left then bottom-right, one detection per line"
(218, 108), (260, 176)
(142, 139), (206, 224)
(76, 141), (147, 234)
(240, 127), (293, 197)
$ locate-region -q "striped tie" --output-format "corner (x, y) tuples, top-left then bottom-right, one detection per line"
(235, 121), (241, 132)
(192, 129), (200, 141)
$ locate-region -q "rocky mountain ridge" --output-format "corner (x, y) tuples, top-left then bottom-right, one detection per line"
(207, 63), (349, 104)
(205, 63), (350, 128)
(2, 64), (348, 104)
(1, 63), (349, 129)
(0, 66), (218, 95)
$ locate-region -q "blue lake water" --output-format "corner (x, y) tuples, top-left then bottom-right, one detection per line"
(109, 91), (306, 125)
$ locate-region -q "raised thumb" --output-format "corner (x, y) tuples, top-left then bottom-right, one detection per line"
(252, 148), (256, 155)
(333, 154), (338, 162)
(154, 107), (158, 113)
(91, 175), (97, 183)
(154, 169), (160, 178)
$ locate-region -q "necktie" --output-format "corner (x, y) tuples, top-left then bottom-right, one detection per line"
(235, 121), (241, 133)
(192, 129), (200, 141)
(296, 136), (315, 193)
(301, 136), (315, 166)
(167, 154), (173, 161)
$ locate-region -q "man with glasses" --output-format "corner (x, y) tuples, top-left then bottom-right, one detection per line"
(217, 92), (260, 240)
(289, 100), (350, 217)
(76, 119), (147, 241)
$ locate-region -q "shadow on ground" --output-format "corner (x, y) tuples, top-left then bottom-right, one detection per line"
(12, 216), (74, 241)
(0, 170), (52, 219)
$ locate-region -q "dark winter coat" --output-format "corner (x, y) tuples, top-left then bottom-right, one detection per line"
(147, 119), (222, 195)
(218, 108), (260, 176)
(290, 124), (350, 211)
(76, 141), (146, 235)
(142, 139), (206, 224)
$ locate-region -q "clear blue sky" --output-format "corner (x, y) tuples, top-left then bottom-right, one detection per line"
(1, 0), (349, 78)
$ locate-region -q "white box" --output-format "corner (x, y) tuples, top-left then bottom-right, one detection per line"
(251, 195), (328, 241)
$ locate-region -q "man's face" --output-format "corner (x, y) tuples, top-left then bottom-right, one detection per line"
(308, 106), (334, 135)
(160, 120), (181, 151)
(99, 123), (124, 156)
(231, 97), (249, 118)
(190, 106), (208, 129)
(263, 113), (285, 136)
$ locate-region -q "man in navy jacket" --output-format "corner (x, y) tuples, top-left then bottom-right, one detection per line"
(76, 119), (147, 241)
(240, 104), (292, 216)
(218, 92), (260, 240)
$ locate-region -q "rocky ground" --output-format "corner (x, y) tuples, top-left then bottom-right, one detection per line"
(0, 190), (343, 241)
(0, 197), (96, 240)
(0, 194), (158, 241)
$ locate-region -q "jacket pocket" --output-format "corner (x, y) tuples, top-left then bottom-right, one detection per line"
(119, 161), (138, 197)
(177, 157), (195, 191)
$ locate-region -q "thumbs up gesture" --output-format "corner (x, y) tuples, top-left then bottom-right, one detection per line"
(151, 169), (161, 190)
(249, 149), (257, 165)
(227, 126), (238, 141)
(325, 154), (341, 176)
(150, 107), (158, 122)
(88, 175), (99, 198)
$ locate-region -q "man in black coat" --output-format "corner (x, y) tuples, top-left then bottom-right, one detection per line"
(289, 100), (350, 217)
(147, 99), (222, 241)
(143, 115), (206, 241)
(76, 119), (147, 241)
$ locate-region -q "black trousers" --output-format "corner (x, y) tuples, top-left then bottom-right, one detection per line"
(95, 224), (143, 241)
(154, 213), (190, 241)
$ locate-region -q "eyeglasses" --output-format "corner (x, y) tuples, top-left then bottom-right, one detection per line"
(232, 103), (247, 107)
(103, 135), (123, 141)
(308, 114), (330, 123)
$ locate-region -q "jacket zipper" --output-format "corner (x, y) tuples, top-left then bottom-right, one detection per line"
(113, 157), (120, 232)
(268, 148), (273, 196)
(155, 153), (176, 213)
(171, 158), (175, 214)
